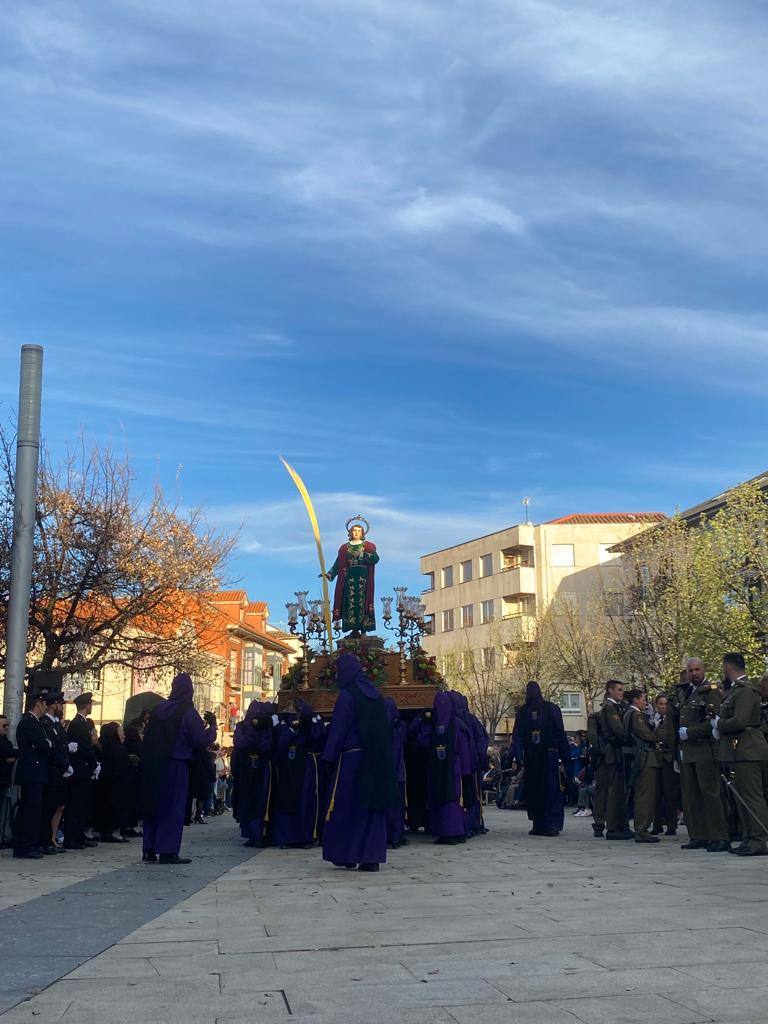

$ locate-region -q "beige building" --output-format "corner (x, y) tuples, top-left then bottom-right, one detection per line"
(420, 512), (665, 733)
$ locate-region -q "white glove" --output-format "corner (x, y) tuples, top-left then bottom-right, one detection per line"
(63, 766), (73, 779)
(271, 714), (279, 726)
(68, 742), (78, 753)
(678, 727), (688, 741)
(653, 713), (662, 727)
(711, 722), (720, 740)
(91, 764), (101, 780)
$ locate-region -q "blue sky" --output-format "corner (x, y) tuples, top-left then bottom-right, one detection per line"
(2, 1), (768, 625)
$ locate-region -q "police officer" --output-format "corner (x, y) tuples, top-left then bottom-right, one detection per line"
(39, 692), (71, 853)
(596, 680), (632, 840)
(12, 692), (50, 860)
(63, 693), (99, 849)
(676, 657), (729, 852)
(759, 674), (768, 805)
(716, 653), (768, 857)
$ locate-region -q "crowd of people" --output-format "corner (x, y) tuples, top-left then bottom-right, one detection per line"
(0, 681), (227, 863)
(3, 650), (767, 867)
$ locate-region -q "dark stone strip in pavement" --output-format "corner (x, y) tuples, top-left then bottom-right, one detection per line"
(0, 823), (258, 1016)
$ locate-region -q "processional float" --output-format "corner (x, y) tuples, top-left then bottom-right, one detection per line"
(277, 459), (444, 713)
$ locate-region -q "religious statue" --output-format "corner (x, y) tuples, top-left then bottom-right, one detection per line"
(324, 516), (380, 636)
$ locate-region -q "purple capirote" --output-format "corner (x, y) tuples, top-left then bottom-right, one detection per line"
(142, 677), (216, 856)
(428, 691), (467, 840)
(321, 655), (387, 866)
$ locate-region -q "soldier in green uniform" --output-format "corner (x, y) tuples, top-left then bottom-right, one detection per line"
(587, 709), (607, 838)
(760, 675), (768, 805)
(623, 690), (662, 844)
(675, 657), (729, 852)
(652, 694), (679, 836)
(717, 653), (768, 857)
(596, 680), (632, 840)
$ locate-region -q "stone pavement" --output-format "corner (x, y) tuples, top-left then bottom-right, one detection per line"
(3, 808), (768, 1023)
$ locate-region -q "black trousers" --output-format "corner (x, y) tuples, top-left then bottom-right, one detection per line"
(63, 778), (91, 844)
(39, 783), (65, 847)
(14, 783), (43, 854)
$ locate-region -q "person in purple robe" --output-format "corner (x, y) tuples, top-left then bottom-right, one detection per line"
(428, 691), (467, 845)
(451, 692), (490, 836)
(322, 652), (399, 871)
(383, 697), (408, 848)
(141, 673), (216, 864)
(405, 709), (432, 833)
(272, 701), (324, 849)
(512, 681), (572, 837)
(231, 700), (276, 848)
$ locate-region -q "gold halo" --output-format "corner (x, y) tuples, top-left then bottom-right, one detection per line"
(345, 515), (370, 536)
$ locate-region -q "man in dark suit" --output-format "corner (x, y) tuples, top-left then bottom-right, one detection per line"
(63, 693), (99, 849)
(39, 692), (71, 853)
(13, 693), (50, 860)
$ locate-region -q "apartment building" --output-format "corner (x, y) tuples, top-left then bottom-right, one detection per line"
(420, 512), (665, 732)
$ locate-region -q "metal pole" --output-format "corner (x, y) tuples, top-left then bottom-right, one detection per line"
(2, 345), (43, 738)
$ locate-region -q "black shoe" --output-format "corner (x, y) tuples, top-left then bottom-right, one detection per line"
(62, 841), (85, 850)
(121, 829), (143, 838)
(605, 831), (633, 840)
(83, 839), (99, 848)
(651, 827), (663, 836)
(333, 862), (357, 868)
(681, 840), (708, 850)
(434, 836), (459, 845)
(707, 841), (731, 853)
(731, 845), (767, 857)
(635, 833), (660, 844)
(358, 863), (380, 872)
(13, 850), (43, 860)
(142, 852), (158, 863)
(40, 844), (58, 855)
(157, 854), (191, 864)
(243, 839), (258, 848)
(592, 825), (604, 838)
(665, 829), (677, 837)
(193, 817), (207, 824)
(98, 834), (124, 844)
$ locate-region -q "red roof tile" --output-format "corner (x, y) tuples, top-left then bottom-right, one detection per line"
(546, 512), (667, 525)
(209, 590), (247, 604)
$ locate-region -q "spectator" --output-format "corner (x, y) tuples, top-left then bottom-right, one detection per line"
(95, 723), (133, 844)
(0, 714), (18, 848)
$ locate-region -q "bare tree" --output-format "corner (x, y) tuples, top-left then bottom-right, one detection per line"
(0, 426), (235, 678)
(544, 592), (617, 712)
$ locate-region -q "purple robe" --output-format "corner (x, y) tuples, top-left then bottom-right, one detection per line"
(272, 712), (323, 847)
(428, 692), (467, 839)
(142, 680), (216, 857)
(233, 700), (275, 844)
(451, 694), (489, 834)
(384, 698), (407, 846)
(322, 685), (388, 866)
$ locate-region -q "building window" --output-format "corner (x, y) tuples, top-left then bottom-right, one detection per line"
(480, 599), (494, 624)
(441, 565), (454, 588)
(442, 609), (455, 632)
(461, 604), (474, 628)
(460, 650), (474, 672)
(605, 591), (625, 616)
(503, 644), (516, 666)
(481, 647), (495, 669)
(424, 613), (435, 635)
(442, 653), (456, 675)
(460, 559), (473, 583)
(598, 543), (616, 564)
(550, 544), (575, 567)
(558, 691), (582, 715)
(480, 553), (493, 578)
(424, 571), (435, 591)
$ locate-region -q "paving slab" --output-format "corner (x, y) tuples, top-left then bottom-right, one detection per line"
(3, 807), (768, 1023)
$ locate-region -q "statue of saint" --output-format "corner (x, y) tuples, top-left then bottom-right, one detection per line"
(324, 517), (380, 636)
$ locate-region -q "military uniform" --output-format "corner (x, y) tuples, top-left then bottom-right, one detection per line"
(760, 697), (768, 805)
(718, 676), (768, 855)
(625, 707), (663, 841)
(587, 712), (607, 836)
(677, 679), (727, 846)
(597, 698), (629, 837)
(653, 709), (679, 834)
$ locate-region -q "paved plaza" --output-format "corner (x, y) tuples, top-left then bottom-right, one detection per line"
(2, 808), (768, 1024)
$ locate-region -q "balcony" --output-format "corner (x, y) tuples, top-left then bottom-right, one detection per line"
(500, 565), (536, 595)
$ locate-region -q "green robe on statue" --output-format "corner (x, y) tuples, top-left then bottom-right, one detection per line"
(329, 541), (380, 634)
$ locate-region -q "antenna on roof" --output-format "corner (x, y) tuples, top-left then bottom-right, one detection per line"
(522, 497), (531, 524)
